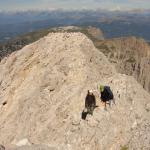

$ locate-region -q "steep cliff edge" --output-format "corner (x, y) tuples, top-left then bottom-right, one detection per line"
(96, 37), (150, 92)
(0, 33), (150, 150)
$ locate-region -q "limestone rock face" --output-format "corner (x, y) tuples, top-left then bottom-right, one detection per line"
(96, 37), (150, 92)
(15, 139), (31, 147)
(87, 26), (104, 40)
(13, 145), (53, 150)
(0, 33), (150, 150)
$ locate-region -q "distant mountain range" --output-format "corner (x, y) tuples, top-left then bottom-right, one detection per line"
(0, 10), (150, 42)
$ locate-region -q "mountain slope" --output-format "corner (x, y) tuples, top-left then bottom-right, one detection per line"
(95, 37), (150, 92)
(0, 33), (150, 150)
(1, 26), (150, 94)
(0, 26), (104, 61)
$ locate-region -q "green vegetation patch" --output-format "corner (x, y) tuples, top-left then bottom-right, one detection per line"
(120, 145), (128, 150)
(96, 43), (110, 54)
(126, 57), (136, 63)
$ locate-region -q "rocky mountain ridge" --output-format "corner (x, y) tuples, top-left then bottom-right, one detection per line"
(0, 26), (104, 61)
(96, 36), (150, 92)
(0, 32), (150, 150)
(1, 26), (150, 94)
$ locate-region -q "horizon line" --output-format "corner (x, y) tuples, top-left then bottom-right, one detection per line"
(1, 8), (150, 13)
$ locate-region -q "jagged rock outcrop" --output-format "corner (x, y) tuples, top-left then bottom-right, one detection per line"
(96, 37), (150, 92)
(52, 26), (104, 41)
(0, 33), (150, 150)
(87, 26), (104, 40)
(0, 26), (104, 61)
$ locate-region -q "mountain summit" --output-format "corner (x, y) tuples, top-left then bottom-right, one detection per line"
(0, 33), (150, 150)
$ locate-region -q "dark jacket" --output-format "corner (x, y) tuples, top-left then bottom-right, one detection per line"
(101, 86), (114, 102)
(85, 92), (96, 108)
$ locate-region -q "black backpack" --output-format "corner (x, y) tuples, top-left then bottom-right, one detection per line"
(105, 86), (114, 100)
(101, 86), (114, 101)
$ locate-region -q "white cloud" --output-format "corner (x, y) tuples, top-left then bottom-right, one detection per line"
(0, 0), (150, 11)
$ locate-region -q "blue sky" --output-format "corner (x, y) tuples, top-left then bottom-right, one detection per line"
(0, 0), (150, 11)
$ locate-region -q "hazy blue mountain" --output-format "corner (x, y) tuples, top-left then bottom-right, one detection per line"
(0, 10), (150, 42)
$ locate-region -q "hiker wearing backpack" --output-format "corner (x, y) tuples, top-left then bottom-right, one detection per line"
(99, 85), (115, 110)
(82, 90), (97, 120)
(82, 90), (96, 120)
(85, 90), (96, 115)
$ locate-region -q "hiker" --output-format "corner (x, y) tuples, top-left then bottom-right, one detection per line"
(82, 90), (96, 120)
(99, 85), (115, 110)
(85, 90), (96, 115)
